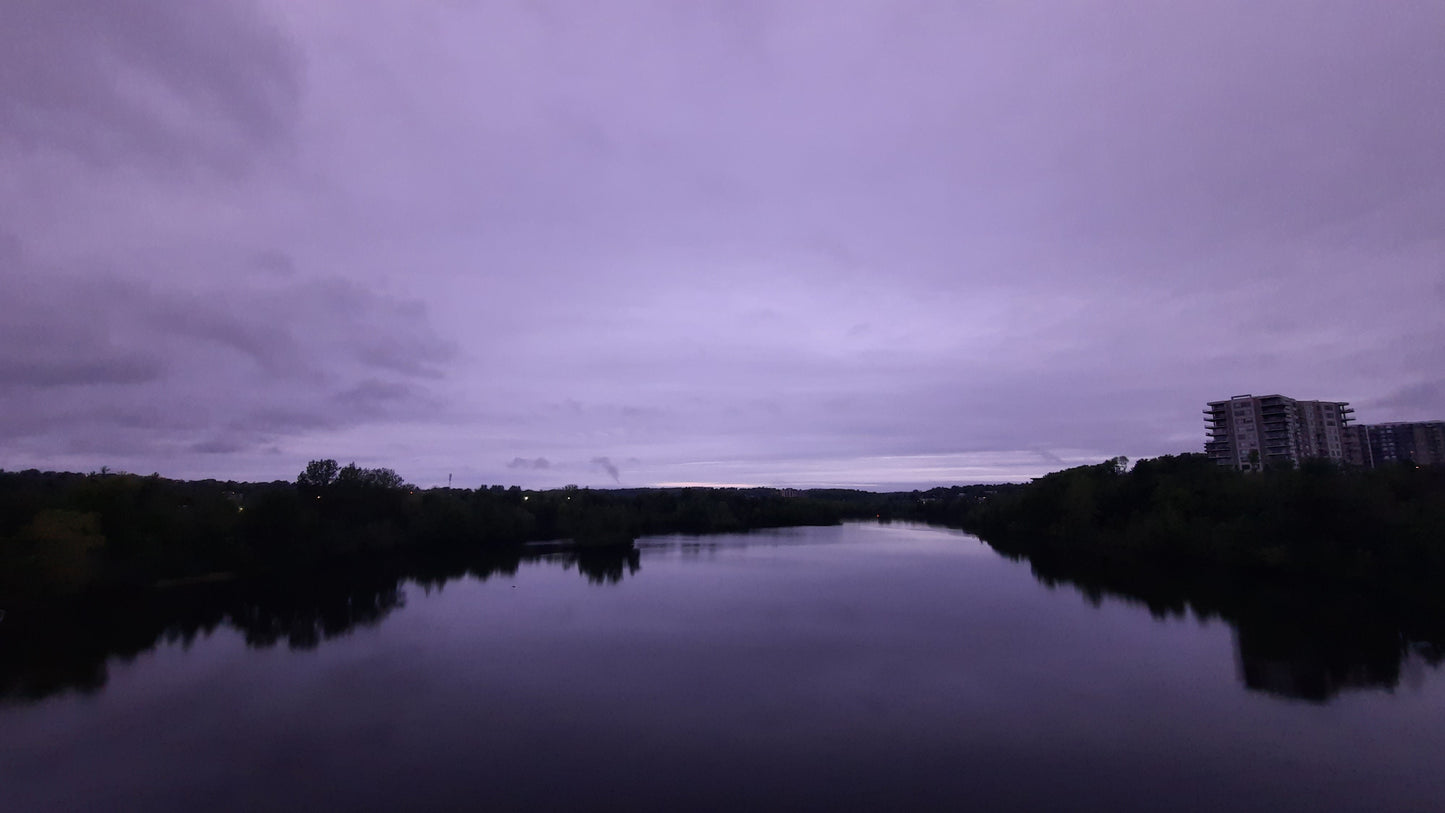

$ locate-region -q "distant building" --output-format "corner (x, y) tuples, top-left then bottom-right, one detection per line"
(1204, 394), (1356, 470)
(1353, 421), (1445, 468)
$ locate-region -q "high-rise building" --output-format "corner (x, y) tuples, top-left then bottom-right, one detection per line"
(1204, 394), (1355, 470)
(1353, 421), (1445, 467)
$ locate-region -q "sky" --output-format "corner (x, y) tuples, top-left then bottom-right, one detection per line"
(2, 1), (1442, 490)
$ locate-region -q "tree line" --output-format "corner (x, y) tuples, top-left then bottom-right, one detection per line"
(5, 453), (1443, 613)
(952, 454), (1445, 584)
(0, 460), (890, 604)
(929, 453), (1445, 701)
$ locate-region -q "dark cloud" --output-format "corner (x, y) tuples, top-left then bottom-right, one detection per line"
(0, 256), (453, 465)
(0, 269), (168, 390)
(335, 380), (415, 408)
(1033, 449), (1066, 467)
(1367, 381), (1445, 420)
(252, 250), (297, 277)
(191, 438), (248, 455)
(148, 292), (305, 377)
(0, 0), (301, 174)
(591, 457), (621, 484)
(0, 228), (21, 262)
(0, 356), (163, 389)
(507, 458), (551, 470)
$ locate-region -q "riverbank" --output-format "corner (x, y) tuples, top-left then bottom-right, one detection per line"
(0, 465), (891, 605)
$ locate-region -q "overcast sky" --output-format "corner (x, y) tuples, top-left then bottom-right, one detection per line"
(2, 1), (1442, 489)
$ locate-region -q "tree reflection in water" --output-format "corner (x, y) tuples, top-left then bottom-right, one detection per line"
(557, 547), (642, 585)
(1005, 545), (1445, 703)
(0, 544), (637, 703)
(4, 529), (1442, 706)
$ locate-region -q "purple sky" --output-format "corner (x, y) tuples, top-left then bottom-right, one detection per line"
(2, 1), (1442, 489)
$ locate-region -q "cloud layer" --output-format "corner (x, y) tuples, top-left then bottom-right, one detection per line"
(2, 1), (1442, 487)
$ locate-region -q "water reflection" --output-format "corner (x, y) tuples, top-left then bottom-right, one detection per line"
(0, 544), (637, 704)
(5, 526), (1444, 708)
(1002, 545), (1445, 703)
(528, 542), (643, 585)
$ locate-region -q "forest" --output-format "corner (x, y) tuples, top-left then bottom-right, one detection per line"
(4, 454), (1443, 612)
(951, 454), (1445, 584)
(0, 460), (898, 604)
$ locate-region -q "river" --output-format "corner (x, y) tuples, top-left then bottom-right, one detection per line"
(2, 522), (1442, 811)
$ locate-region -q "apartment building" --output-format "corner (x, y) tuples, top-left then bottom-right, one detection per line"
(1204, 394), (1356, 470)
(1353, 421), (1445, 467)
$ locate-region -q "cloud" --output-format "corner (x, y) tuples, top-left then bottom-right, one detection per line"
(1033, 449), (1066, 467)
(1366, 381), (1445, 421)
(191, 438), (248, 455)
(334, 380), (419, 411)
(591, 457), (621, 484)
(1, 3), (1442, 486)
(0, 257), (454, 463)
(0, 227), (20, 261)
(252, 250), (296, 277)
(0, 356), (164, 389)
(0, 0), (301, 174)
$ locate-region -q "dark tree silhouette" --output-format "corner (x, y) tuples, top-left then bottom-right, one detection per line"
(297, 459), (340, 490)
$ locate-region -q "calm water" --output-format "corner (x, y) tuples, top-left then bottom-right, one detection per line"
(2, 522), (1443, 812)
